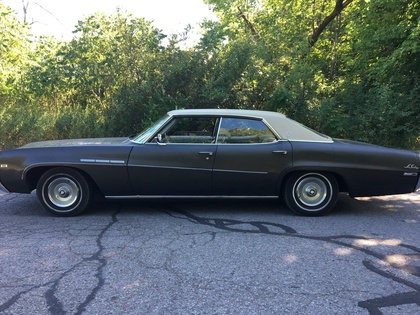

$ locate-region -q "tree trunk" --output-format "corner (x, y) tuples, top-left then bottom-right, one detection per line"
(310, 0), (353, 47)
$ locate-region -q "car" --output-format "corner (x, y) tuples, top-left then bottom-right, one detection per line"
(0, 109), (419, 216)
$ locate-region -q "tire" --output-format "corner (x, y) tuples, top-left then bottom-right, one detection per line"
(284, 172), (338, 216)
(36, 168), (93, 216)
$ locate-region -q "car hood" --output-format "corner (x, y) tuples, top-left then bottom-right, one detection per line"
(19, 137), (129, 149)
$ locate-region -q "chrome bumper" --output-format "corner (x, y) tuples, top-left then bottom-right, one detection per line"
(416, 176), (420, 192)
(0, 180), (10, 193)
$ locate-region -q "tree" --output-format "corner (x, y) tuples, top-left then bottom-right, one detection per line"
(202, 0), (419, 149)
(1, 1), (419, 150)
(0, 3), (30, 98)
(326, 0), (420, 148)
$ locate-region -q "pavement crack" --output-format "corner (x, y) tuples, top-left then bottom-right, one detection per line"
(0, 210), (120, 315)
(73, 210), (119, 315)
(163, 207), (420, 315)
(163, 207), (297, 234)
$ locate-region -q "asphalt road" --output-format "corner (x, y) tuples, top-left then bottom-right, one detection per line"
(0, 191), (419, 315)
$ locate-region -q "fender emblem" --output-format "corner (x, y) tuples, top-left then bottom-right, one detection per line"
(404, 164), (418, 170)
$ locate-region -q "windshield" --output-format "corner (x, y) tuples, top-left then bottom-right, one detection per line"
(131, 114), (170, 143)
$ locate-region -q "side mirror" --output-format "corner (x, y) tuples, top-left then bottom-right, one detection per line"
(155, 134), (165, 146)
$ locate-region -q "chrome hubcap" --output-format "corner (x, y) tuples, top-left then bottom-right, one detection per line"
(305, 186), (317, 197)
(48, 177), (79, 208)
(295, 176), (328, 208)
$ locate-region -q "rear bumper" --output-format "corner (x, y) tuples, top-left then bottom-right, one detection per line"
(416, 176), (420, 192)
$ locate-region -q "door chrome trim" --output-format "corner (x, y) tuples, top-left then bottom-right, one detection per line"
(213, 169), (268, 175)
(80, 159), (125, 164)
(127, 164), (213, 172)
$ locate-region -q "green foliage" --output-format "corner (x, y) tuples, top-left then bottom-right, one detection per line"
(0, 1), (419, 151)
(0, 3), (30, 98)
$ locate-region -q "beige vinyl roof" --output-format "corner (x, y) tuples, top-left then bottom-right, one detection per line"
(168, 109), (333, 143)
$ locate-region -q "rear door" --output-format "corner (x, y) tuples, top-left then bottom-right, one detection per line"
(213, 117), (292, 196)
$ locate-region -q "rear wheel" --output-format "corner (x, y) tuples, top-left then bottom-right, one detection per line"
(36, 168), (93, 216)
(284, 172), (338, 216)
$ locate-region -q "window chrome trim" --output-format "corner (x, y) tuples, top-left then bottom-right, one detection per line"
(143, 142), (217, 146)
(288, 139), (334, 144)
(144, 141), (284, 146)
(215, 117), (223, 144)
(131, 114), (172, 144)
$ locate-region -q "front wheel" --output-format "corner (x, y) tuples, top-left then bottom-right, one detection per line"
(284, 172), (338, 216)
(36, 168), (93, 216)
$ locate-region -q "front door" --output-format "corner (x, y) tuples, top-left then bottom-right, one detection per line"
(128, 116), (218, 196)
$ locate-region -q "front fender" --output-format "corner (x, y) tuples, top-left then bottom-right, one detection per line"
(1, 145), (134, 195)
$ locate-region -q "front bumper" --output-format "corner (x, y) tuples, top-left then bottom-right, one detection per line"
(416, 176), (420, 192)
(0, 180), (10, 193)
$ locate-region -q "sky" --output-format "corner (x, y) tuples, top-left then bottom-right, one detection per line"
(2, 0), (216, 43)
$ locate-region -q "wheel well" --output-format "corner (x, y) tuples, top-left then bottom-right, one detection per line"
(280, 170), (348, 195)
(25, 166), (99, 193)
(26, 167), (50, 191)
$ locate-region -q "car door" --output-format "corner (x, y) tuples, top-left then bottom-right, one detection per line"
(213, 117), (292, 196)
(128, 116), (218, 196)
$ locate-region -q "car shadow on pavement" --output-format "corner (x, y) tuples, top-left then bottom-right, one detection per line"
(333, 192), (420, 216)
(87, 192), (420, 218)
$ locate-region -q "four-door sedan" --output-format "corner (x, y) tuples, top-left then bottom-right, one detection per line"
(0, 109), (419, 216)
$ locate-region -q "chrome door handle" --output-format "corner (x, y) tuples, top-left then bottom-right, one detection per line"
(198, 151), (214, 156)
(272, 150), (288, 155)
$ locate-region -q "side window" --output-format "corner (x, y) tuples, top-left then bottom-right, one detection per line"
(158, 117), (217, 144)
(217, 118), (277, 144)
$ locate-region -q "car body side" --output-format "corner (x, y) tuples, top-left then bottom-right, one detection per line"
(0, 139), (419, 199)
(0, 110), (419, 202)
